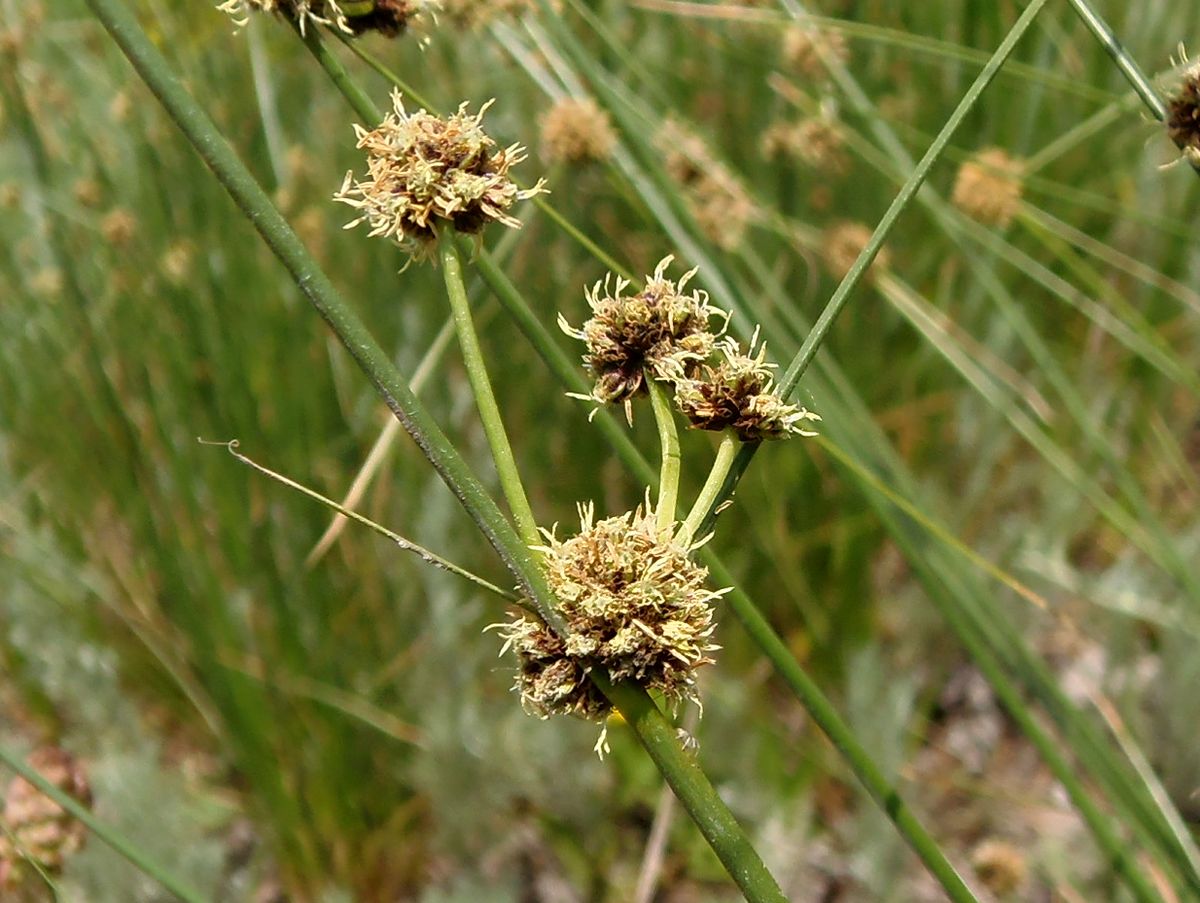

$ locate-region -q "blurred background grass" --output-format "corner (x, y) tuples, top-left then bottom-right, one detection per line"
(1, 0), (1199, 900)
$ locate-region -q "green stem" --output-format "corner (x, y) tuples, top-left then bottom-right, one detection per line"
(439, 230), (541, 550)
(647, 380), (681, 535)
(679, 431), (739, 547)
(594, 675), (788, 903)
(0, 746), (207, 903)
(81, 0), (566, 639)
(690, 0), (1053, 544)
(1064, 0), (1169, 121)
(88, 2), (785, 895)
(220, 439), (522, 603)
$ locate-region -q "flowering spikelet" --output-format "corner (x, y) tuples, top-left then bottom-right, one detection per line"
(495, 502), (724, 725)
(820, 220), (891, 281)
(335, 91), (547, 259)
(970, 839), (1028, 896)
(1166, 54), (1200, 165)
(760, 116), (848, 175)
(0, 748), (92, 891)
(782, 25), (849, 79)
(560, 255), (727, 418)
(657, 120), (755, 250)
(951, 148), (1024, 227)
(674, 333), (821, 441)
(539, 97), (616, 165)
(217, 0), (432, 37)
(439, 0), (535, 28)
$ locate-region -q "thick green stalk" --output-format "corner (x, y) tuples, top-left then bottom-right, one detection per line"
(647, 379), (681, 534)
(83, 0), (564, 636)
(678, 431), (739, 548)
(87, 2), (785, 896)
(1064, 0), (1169, 121)
(0, 746), (207, 903)
(594, 676), (788, 903)
(439, 231), (541, 549)
(691, 0), (1052, 541)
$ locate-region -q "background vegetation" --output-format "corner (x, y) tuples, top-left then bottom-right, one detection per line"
(1, 0), (1198, 900)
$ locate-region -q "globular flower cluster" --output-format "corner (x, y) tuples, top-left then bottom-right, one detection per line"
(563, 257), (819, 441)
(539, 96), (617, 165)
(560, 256), (725, 417)
(675, 334), (821, 441)
(951, 148), (1024, 228)
(439, 0), (536, 28)
(335, 91), (547, 258)
(782, 24), (849, 79)
(0, 748), (92, 892)
(1166, 58), (1200, 166)
(657, 120), (756, 250)
(496, 503), (723, 725)
(760, 116), (849, 176)
(218, 0), (430, 37)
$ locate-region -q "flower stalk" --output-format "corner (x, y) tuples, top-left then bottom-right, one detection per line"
(678, 430), (739, 548)
(647, 379), (680, 535)
(440, 229), (541, 550)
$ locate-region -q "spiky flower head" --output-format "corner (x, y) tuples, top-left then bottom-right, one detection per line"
(951, 148), (1024, 227)
(560, 256), (728, 418)
(539, 96), (617, 165)
(782, 24), (849, 79)
(218, 0), (431, 36)
(0, 748), (91, 891)
(496, 502), (723, 726)
(674, 332), (821, 441)
(334, 91), (547, 258)
(1167, 52), (1200, 166)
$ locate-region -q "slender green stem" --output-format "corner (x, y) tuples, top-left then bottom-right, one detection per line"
(678, 431), (739, 547)
(439, 230), (541, 549)
(0, 746), (207, 903)
(215, 439), (521, 603)
(647, 380), (681, 535)
(89, 2), (785, 895)
(1064, 0), (1169, 121)
(81, 0), (566, 639)
(594, 675), (788, 903)
(688, 0), (1053, 543)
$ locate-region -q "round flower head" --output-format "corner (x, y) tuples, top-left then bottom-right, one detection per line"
(820, 220), (891, 281)
(495, 501), (724, 727)
(674, 332), (821, 441)
(0, 748), (91, 891)
(782, 25), (849, 79)
(1167, 54), (1200, 166)
(560, 256), (728, 420)
(335, 91), (547, 259)
(760, 116), (848, 176)
(657, 120), (755, 250)
(539, 96), (617, 165)
(218, 0), (431, 36)
(951, 148), (1024, 227)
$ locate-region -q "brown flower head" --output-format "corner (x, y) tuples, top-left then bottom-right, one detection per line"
(951, 148), (1024, 227)
(970, 839), (1028, 896)
(218, 0), (432, 37)
(495, 502), (724, 729)
(782, 25), (849, 79)
(675, 333), (821, 441)
(439, 0), (536, 28)
(0, 748), (92, 890)
(560, 256), (728, 418)
(1167, 56), (1200, 165)
(335, 91), (547, 259)
(539, 96), (616, 165)
(760, 116), (848, 175)
(820, 220), (891, 281)
(658, 120), (755, 250)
